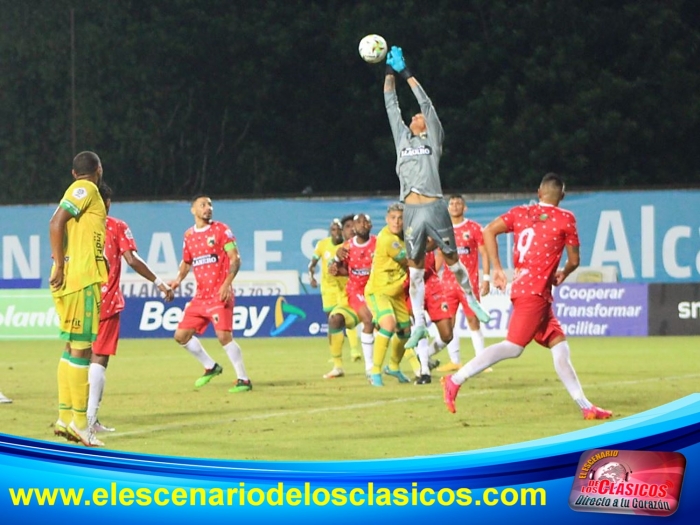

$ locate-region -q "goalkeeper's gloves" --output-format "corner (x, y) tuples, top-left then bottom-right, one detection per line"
(386, 46), (413, 80)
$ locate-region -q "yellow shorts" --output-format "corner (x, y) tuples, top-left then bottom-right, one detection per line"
(321, 281), (348, 312)
(52, 283), (101, 349)
(366, 290), (411, 330)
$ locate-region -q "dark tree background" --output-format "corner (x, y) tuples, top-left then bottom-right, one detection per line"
(1, 0), (699, 204)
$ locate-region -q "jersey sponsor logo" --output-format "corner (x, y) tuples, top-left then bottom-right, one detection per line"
(351, 268), (370, 276)
(224, 228), (234, 239)
(192, 254), (218, 267)
(124, 227), (134, 240)
(400, 145), (432, 157)
(458, 246), (471, 255)
(72, 187), (88, 200)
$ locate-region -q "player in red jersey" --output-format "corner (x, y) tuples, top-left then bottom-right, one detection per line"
(88, 183), (174, 434)
(170, 195), (252, 393)
(324, 213), (376, 379)
(442, 174), (612, 420)
(435, 195), (491, 372)
(411, 247), (455, 384)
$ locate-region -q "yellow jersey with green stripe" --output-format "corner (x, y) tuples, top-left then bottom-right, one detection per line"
(313, 236), (348, 289)
(51, 180), (108, 297)
(366, 226), (407, 297)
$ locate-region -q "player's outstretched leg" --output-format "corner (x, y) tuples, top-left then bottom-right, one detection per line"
(550, 340), (612, 420)
(447, 260), (491, 323)
(406, 268), (429, 348)
(466, 294), (491, 324)
(440, 375), (461, 413)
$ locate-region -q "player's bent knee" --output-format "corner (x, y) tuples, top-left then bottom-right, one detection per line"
(216, 331), (233, 346)
(503, 340), (525, 358)
(328, 313), (346, 330)
(173, 330), (192, 345)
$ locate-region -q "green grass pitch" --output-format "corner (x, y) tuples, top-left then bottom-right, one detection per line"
(0, 336), (698, 461)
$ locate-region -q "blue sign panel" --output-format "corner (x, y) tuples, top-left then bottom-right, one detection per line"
(120, 295), (326, 338)
(553, 283), (648, 336)
(2, 190), (699, 285)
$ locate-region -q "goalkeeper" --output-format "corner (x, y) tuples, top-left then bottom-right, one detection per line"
(384, 45), (490, 350)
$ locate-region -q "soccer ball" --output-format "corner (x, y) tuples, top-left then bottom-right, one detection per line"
(358, 34), (388, 64)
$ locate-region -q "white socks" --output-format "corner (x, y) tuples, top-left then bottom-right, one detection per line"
(408, 267), (426, 328)
(431, 336), (447, 357)
(223, 340), (248, 381)
(182, 336), (216, 369)
(469, 328), (485, 356)
(416, 337), (431, 375)
(447, 335), (461, 364)
(361, 332), (374, 373)
(550, 341), (592, 409)
(452, 340), (523, 384)
(447, 260), (474, 295)
(87, 363), (106, 423)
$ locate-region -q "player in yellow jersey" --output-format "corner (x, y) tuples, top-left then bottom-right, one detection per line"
(309, 218), (345, 308)
(49, 151), (108, 447)
(308, 216), (362, 362)
(365, 203), (412, 387)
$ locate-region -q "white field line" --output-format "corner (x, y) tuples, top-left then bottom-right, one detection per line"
(112, 373), (700, 439)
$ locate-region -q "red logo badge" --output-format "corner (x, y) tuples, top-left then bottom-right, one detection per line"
(569, 449), (686, 517)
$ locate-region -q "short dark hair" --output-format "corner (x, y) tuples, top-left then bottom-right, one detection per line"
(73, 151), (101, 175)
(190, 193), (210, 204)
(447, 194), (464, 202)
(340, 214), (355, 226)
(98, 182), (112, 203)
(540, 172), (565, 191)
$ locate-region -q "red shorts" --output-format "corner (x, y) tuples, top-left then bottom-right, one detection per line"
(346, 286), (368, 314)
(93, 314), (120, 356)
(178, 297), (234, 334)
(424, 276), (454, 322)
(507, 295), (564, 348)
(444, 277), (480, 318)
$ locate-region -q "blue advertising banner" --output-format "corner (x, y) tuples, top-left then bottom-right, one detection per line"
(553, 284), (648, 336)
(2, 190), (700, 287)
(120, 295), (327, 338)
(1, 394), (699, 522)
(122, 284), (648, 339)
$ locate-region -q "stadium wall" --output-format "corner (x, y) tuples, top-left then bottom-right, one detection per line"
(1, 189), (700, 288)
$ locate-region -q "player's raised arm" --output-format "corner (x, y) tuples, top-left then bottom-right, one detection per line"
(384, 48), (410, 146)
(387, 45), (444, 148)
